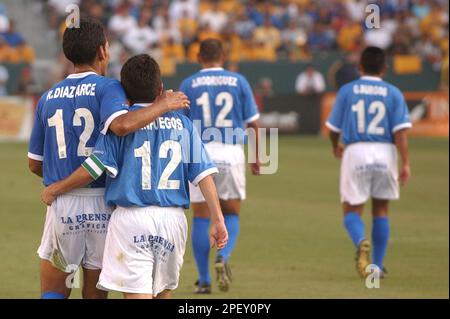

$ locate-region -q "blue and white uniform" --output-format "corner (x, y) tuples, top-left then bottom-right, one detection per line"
(326, 76), (412, 204)
(82, 105), (218, 295)
(28, 71), (128, 271)
(179, 67), (259, 202)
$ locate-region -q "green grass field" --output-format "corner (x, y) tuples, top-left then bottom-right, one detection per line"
(0, 136), (448, 299)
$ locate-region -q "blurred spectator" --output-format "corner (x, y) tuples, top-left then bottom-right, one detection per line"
(345, 0), (367, 22)
(169, 0), (198, 22)
(16, 66), (36, 96)
(10, 39), (36, 65)
(234, 11), (256, 40)
(178, 9), (198, 50)
(337, 20), (362, 52)
(412, 0), (431, 20)
(327, 52), (360, 89)
(280, 19), (307, 58)
(307, 23), (334, 52)
(253, 17), (281, 53)
(108, 3), (137, 38)
(0, 64), (8, 96)
(0, 36), (13, 63)
(123, 11), (157, 54)
(295, 65), (326, 95)
(254, 77), (274, 112)
(1, 21), (24, 47)
(200, 1), (228, 33)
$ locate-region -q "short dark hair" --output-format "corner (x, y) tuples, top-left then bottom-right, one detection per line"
(360, 46), (386, 75)
(120, 54), (161, 104)
(199, 38), (224, 63)
(62, 17), (106, 65)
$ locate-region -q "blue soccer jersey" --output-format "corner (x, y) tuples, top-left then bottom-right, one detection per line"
(82, 105), (218, 208)
(179, 67), (260, 144)
(28, 72), (128, 187)
(326, 76), (412, 145)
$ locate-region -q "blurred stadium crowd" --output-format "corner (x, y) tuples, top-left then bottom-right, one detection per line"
(0, 0), (449, 94)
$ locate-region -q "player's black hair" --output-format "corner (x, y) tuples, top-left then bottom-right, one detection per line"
(62, 17), (107, 65)
(120, 54), (162, 105)
(360, 46), (386, 75)
(199, 38), (224, 63)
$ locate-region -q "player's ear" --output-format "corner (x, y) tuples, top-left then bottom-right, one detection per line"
(159, 82), (164, 96)
(98, 42), (108, 62)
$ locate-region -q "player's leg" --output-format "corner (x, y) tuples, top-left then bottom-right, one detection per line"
(82, 268), (108, 299)
(343, 202), (371, 278)
(213, 199), (240, 292)
(216, 199), (241, 262)
(191, 201), (212, 293)
(155, 290), (172, 299)
(82, 193), (111, 299)
(371, 198), (390, 274)
(40, 259), (71, 299)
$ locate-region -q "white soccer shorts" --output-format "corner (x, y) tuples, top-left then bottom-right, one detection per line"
(97, 206), (188, 296)
(340, 142), (400, 205)
(189, 142), (246, 203)
(37, 188), (111, 272)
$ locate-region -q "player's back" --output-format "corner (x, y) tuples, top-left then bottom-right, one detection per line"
(327, 76), (411, 145)
(179, 67), (259, 144)
(98, 106), (214, 208)
(29, 72), (127, 187)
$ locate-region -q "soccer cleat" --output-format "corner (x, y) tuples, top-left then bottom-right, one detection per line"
(215, 256), (232, 292)
(193, 280), (211, 294)
(355, 239), (371, 278)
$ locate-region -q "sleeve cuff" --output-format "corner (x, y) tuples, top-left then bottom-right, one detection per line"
(245, 113), (260, 124)
(100, 110), (128, 135)
(27, 152), (43, 161)
(191, 167), (219, 186)
(325, 122), (341, 133)
(392, 122), (412, 133)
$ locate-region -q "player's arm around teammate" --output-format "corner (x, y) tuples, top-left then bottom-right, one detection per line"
(27, 18), (189, 300)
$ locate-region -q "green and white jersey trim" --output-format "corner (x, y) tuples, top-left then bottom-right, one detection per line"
(82, 154), (106, 180)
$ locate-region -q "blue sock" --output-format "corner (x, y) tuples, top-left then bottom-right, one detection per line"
(41, 291), (65, 299)
(372, 216), (390, 269)
(343, 212), (366, 247)
(192, 217), (211, 285)
(218, 214), (239, 262)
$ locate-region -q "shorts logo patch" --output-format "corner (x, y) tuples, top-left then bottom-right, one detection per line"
(133, 235), (175, 263)
(60, 212), (111, 235)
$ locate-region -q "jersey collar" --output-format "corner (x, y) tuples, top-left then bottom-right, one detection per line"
(200, 67), (224, 72)
(66, 71), (97, 79)
(360, 76), (382, 82)
(134, 103), (153, 107)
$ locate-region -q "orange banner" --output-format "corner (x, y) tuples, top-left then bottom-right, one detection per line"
(321, 91), (449, 137)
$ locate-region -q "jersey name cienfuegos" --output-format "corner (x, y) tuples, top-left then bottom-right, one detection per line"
(326, 76), (412, 145)
(82, 105), (218, 208)
(179, 67), (260, 144)
(28, 72), (128, 187)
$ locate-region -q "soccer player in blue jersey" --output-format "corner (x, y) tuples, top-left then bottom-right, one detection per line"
(179, 39), (261, 293)
(41, 54), (228, 299)
(326, 47), (412, 278)
(27, 18), (188, 299)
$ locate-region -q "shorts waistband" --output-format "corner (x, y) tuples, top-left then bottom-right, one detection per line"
(65, 188), (105, 197)
(115, 205), (184, 214)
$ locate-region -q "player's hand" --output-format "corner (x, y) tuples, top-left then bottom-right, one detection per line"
(41, 185), (57, 206)
(210, 220), (228, 250)
(156, 90), (190, 112)
(399, 164), (411, 186)
(250, 159), (261, 176)
(333, 145), (344, 159)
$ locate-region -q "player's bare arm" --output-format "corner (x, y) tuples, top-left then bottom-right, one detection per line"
(28, 159), (43, 177)
(41, 166), (94, 205)
(198, 175), (228, 249)
(109, 90), (190, 136)
(247, 119), (261, 175)
(395, 129), (411, 186)
(329, 130), (343, 159)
